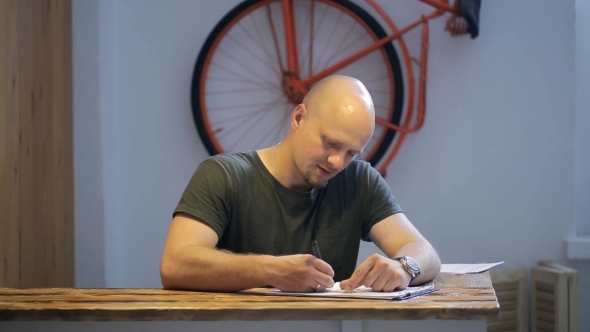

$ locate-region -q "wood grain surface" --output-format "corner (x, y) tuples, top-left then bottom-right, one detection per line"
(0, 272), (499, 321)
(0, 0), (74, 288)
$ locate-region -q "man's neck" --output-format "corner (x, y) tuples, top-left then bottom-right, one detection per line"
(272, 141), (313, 192)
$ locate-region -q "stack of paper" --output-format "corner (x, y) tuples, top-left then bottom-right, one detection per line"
(268, 281), (437, 300)
(440, 261), (504, 274)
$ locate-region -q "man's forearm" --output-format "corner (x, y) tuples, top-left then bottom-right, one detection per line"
(160, 245), (275, 291)
(394, 239), (441, 285)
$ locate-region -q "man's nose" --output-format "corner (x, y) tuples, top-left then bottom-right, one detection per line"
(327, 153), (345, 170)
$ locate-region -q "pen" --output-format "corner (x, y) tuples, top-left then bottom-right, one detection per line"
(394, 287), (439, 300)
(311, 240), (323, 260)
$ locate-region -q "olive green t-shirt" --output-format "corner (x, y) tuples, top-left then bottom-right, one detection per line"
(174, 151), (403, 281)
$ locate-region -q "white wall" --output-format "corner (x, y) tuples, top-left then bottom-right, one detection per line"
(571, 0), (590, 325)
(356, 0), (577, 267)
(72, 0), (105, 287)
(67, 0), (588, 330)
(575, 0), (590, 237)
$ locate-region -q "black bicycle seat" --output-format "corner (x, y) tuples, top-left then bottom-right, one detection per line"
(459, 0), (481, 38)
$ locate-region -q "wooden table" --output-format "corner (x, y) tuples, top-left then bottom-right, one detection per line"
(0, 272), (498, 332)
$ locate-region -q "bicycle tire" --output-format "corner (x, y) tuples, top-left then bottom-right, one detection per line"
(191, 0), (404, 167)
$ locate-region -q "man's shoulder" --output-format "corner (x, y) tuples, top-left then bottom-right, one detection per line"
(201, 150), (261, 176)
(208, 150), (258, 165)
(328, 159), (384, 190)
(340, 158), (380, 178)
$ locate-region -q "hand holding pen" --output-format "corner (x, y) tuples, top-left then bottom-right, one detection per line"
(311, 240), (332, 292)
(269, 253), (334, 293)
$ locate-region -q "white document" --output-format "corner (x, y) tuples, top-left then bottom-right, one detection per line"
(440, 261), (504, 274)
(267, 281), (437, 300)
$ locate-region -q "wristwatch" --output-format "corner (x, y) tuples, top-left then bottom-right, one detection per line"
(393, 256), (421, 283)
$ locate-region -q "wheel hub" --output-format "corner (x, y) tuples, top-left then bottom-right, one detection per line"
(281, 73), (308, 105)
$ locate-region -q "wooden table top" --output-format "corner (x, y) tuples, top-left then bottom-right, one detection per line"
(0, 272), (498, 321)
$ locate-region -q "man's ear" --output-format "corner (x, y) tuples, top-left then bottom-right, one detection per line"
(291, 104), (307, 128)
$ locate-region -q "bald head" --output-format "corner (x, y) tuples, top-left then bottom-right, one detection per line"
(282, 76), (376, 189)
(302, 75), (375, 140)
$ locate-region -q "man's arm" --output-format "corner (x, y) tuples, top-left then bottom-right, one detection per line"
(339, 213), (440, 292)
(369, 212), (441, 284)
(160, 213), (335, 292)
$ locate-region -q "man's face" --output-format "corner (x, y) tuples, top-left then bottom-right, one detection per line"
(294, 113), (372, 189)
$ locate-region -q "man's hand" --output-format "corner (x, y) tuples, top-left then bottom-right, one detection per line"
(339, 254), (411, 292)
(267, 254), (335, 292)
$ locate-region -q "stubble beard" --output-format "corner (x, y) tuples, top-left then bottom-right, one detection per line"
(302, 161), (337, 189)
(303, 171), (328, 189)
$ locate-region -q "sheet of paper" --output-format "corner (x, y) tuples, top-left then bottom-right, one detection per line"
(440, 261), (504, 274)
(267, 281), (436, 300)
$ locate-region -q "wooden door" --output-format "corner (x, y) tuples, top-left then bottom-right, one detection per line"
(0, 0), (73, 287)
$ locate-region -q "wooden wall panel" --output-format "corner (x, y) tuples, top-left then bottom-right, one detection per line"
(0, 0), (22, 288)
(487, 268), (528, 332)
(0, 0), (73, 288)
(51, 0), (74, 286)
(535, 261), (580, 332)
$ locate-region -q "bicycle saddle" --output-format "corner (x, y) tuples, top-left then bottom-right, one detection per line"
(459, 0), (481, 38)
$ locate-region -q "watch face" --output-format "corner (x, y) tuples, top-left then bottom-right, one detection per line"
(405, 257), (420, 272)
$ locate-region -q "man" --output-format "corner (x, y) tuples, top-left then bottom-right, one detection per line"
(160, 75), (440, 293)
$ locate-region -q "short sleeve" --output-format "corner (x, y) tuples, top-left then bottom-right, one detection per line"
(173, 157), (233, 239)
(360, 166), (403, 241)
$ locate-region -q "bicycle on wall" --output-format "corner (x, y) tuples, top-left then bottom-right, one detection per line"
(191, 0), (481, 175)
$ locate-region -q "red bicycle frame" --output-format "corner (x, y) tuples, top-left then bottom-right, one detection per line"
(279, 0), (462, 173)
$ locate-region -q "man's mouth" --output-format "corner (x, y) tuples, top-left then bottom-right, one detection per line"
(317, 164), (334, 176)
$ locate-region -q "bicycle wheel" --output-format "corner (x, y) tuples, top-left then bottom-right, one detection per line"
(191, 0), (404, 167)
